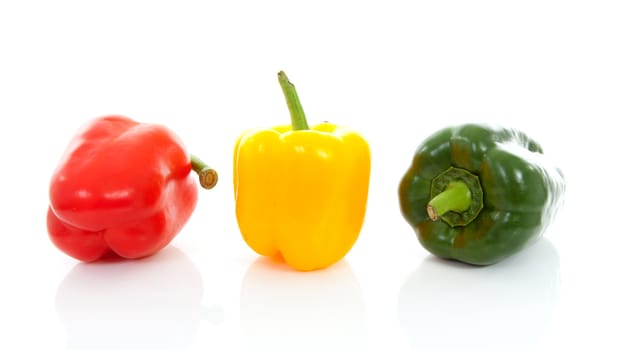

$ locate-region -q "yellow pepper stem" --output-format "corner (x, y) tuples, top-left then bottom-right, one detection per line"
(278, 71), (309, 130)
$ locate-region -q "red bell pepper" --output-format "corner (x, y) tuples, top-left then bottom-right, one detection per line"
(47, 115), (217, 262)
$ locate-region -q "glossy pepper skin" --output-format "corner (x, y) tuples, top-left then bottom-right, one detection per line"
(47, 115), (217, 262)
(399, 124), (565, 265)
(233, 72), (371, 271)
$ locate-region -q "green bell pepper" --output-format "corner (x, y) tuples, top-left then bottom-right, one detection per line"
(398, 124), (565, 265)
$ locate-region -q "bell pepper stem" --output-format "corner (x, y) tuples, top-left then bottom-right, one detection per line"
(427, 181), (472, 221)
(278, 71), (309, 130)
(190, 154), (218, 190)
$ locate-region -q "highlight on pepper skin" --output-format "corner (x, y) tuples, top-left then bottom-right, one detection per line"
(46, 115), (218, 262)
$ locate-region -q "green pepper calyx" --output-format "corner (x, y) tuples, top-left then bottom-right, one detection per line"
(427, 167), (483, 227)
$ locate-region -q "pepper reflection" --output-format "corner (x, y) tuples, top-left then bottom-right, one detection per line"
(55, 246), (222, 350)
(240, 257), (368, 349)
(398, 238), (560, 350)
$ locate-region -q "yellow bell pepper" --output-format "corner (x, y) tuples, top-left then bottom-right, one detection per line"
(233, 71), (371, 271)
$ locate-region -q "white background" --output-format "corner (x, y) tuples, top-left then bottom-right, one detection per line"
(1, 1), (631, 349)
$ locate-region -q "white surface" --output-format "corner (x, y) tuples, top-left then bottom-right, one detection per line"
(1, 1), (632, 349)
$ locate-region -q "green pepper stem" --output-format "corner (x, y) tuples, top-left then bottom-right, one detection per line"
(427, 181), (472, 221)
(278, 71), (309, 130)
(190, 154), (218, 190)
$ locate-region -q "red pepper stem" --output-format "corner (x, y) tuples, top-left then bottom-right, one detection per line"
(427, 181), (472, 221)
(278, 71), (309, 130)
(190, 154), (218, 190)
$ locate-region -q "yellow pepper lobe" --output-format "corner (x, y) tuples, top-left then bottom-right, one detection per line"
(233, 123), (370, 271)
(233, 129), (284, 257)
